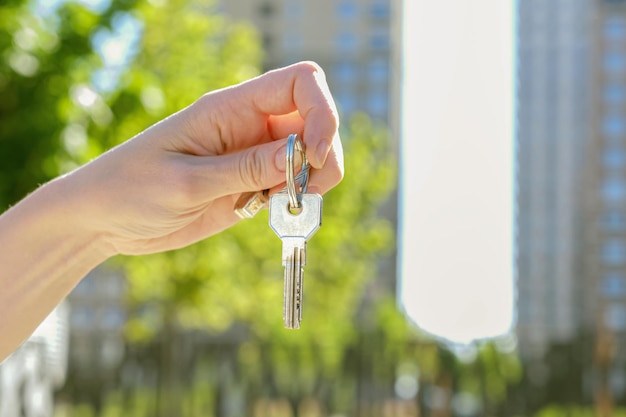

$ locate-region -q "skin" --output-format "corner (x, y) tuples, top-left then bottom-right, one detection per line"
(0, 61), (344, 362)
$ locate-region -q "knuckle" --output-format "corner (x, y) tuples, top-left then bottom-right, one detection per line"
(295, 60), (325, 76)
(170, 164), (197, 205)
(168, 156), (207, 205)
(327, 140), (345, 187)
(238, 148), (266, 191)
(329, 164), (345, 188)
(292, 62), (339, 129)
(320, 105), (340, 131)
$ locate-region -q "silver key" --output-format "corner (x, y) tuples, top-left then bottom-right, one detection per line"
(269, 193), (323, 329)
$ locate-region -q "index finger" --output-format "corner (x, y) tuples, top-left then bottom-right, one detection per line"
(239, 61), (339, 169)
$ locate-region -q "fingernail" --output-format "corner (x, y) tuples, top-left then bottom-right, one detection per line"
(275, 144), (286, 172)
(315, 139), (330, 167)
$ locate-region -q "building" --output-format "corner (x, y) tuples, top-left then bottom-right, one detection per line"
(586, 0), (626, 406)
(65, 266), (127, 375)
(0, 305), (69, 417)
(515, 0), (592, 359)
(516, 0), (626, 406)
(588, 0), (626, 343)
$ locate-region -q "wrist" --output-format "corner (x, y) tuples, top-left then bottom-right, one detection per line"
(41, 173), (118, 262)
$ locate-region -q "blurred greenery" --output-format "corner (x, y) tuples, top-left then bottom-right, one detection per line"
(0, 0), (608, 416)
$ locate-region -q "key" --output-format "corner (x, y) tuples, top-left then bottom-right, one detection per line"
(234, 190), (269, 219)
(269, 192), (323, 329)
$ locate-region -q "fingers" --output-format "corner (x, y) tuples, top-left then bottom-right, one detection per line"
(238, 61), (340, 169)
(191, 133), (343, 200)
(308, 131), (344, 193)
(177, 61), (344, 205)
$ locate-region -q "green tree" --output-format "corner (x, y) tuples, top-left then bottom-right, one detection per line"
(468, 340), (522, 415)
(0, 0), (129, 208)
(0, 0), (260, 209)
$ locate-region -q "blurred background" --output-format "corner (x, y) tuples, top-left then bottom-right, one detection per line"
(0, 0), (622, 416)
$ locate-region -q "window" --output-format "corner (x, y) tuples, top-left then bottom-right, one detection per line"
(602, 177), (626, 202)
(605, 17), (626, 41)
(600, 210), (626, 232)
(336, 1), (357, 19)
(333, 62), (358, 84)
(368, 58), (389, 83)
(604, 84), (626, 104)
(605, 303), (626, 331)
(603, 114), (625, 138)
(602, 238), (626, 266)
(336, 32), (358, 53)
(369, 27), (389, 50)
(601, 273), (626, 297)
(603, 147), (626, 168)
(604, 51), (626, 74)
(370, 0), (390, 19)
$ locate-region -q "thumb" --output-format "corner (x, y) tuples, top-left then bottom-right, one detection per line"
(209, 139), (288, 197)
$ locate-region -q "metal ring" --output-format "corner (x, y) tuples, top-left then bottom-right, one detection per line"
(286, 134), (309, 209)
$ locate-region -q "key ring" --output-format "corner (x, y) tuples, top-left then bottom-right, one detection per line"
(233, 133), (310, 219)
(286, 133), (310, 210)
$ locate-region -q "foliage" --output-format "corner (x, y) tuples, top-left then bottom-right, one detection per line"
(0, 0), (260, 212)
(0, 0), (109, 208)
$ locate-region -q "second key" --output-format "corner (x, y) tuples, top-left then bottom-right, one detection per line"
(269, 192), (323, 329)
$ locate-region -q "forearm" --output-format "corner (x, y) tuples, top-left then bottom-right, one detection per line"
(0, 175), (111, 361)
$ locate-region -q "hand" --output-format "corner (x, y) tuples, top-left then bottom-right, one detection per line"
(63, 61), (344, 256)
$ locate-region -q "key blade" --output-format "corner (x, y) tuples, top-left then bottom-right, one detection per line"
(269, 193), (322, 240)
(283, 252), (294, 328)
(283, 246), (304, 329)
